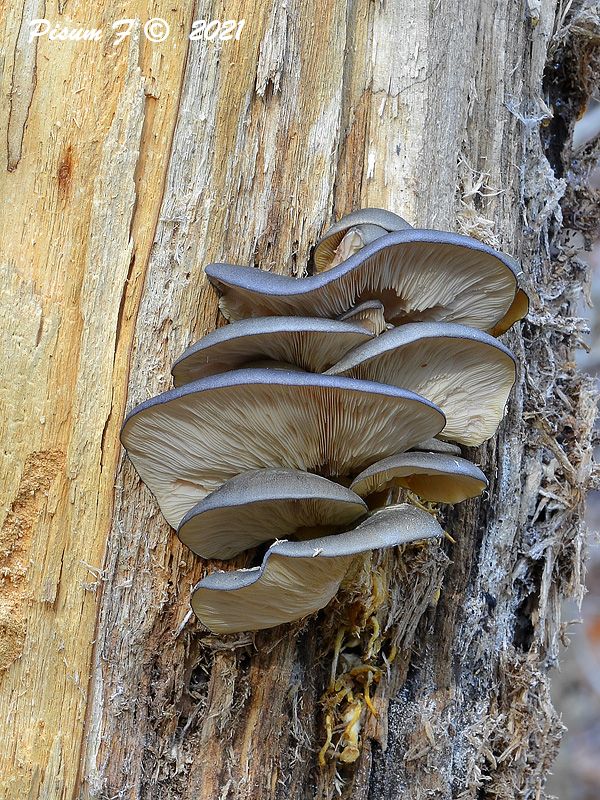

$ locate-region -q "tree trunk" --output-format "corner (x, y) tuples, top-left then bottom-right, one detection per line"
(1, 1), (598, 799)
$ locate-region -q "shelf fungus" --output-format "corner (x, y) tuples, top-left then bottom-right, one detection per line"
(120, 206), (526, 666)
(191, 504), (443, 634)
(205, 226), (525, 334)
(326, 322), (516, 445)
(171, 316), (373, 385)
(121, 369), (445, 528)
(350, 452), (488, 504)
(178, 469), (367, 560)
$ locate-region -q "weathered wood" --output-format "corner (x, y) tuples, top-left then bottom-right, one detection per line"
(0, 4), (195, 797)
(1, 0), (598, 798)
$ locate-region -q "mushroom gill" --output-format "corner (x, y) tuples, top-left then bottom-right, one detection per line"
(178, 469), (368, 560)
(121, 369), (445, 528)
(326, 322), (516, 445)
(205, 228), (524, 333)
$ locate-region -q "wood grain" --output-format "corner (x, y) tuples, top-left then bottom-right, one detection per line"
(0, 2), (195, 796)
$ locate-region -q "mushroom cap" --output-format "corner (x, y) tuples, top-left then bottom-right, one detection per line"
(171, 317), (372, 386)
(191, 503), (443, 633)
(326, 322), (516, 446)
(314, 208), (413, 271)
(338, 300), (388, 336)
(410, 438), (462, 455)
(489, 288), (529, 336)
(350, 452), (488, 503)
(121, 369), (445, 528)
(178, 469), (367, 559)
(205, 229), (522, 332)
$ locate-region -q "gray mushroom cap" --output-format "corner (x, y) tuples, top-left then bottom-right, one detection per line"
(205, 229), (523, 333)
(326, 322), (516, 446)
(314, 208), (413, 272)
(338, 300), (388, 336)
(350, 452), (488, 503)
(171, 316), (373, 386)
(178, 469), (367, 560)
(191, 503), (443, 633)
(410, 438), (462, 456)
(121, 369), (445, 528)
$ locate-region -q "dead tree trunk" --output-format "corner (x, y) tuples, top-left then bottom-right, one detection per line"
(1, 1), (598, 799)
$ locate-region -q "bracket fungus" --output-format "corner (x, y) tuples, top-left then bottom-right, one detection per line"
(171, 316), (372, 385)
(120, 206), (526, 642)
(191, 504), (443, 634)
(326, 322), (516, 445)
(121, 369), (445, 528)
(205, 229), (524, 333)
(350, 452), (488, 504)
(178, 469), (367, 560)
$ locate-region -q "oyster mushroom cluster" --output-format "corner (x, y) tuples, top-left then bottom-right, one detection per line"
(121, 209), (526, 634)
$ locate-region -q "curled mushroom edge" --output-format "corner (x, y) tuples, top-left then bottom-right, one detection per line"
(350, 451), (488, 504)
(120, 368), (446, 529)
(205, 227), (527, 334)
(325, 321), (517, 446)
(177, 468), (368, 560)
(191, 503), (444, 634)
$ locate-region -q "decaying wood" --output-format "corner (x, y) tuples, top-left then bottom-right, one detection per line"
(1, 0), (598, 798)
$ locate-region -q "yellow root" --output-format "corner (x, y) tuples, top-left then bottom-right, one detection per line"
(318, 712), (334, 767)
(364, 681), (378, 717)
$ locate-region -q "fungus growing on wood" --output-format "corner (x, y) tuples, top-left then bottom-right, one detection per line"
(313, 208), (412, 271)
(171, 316), (372, 386)
(350, 452), (488, 503)
(178, 469), (367, 559)
(337, 300), (388, 335)
(121, 369), (445, 528)
(120, 205), (524, 641)
(326, 322), (516, 445)
(205, 228), (525, 333)
(191, 504), (443, 634)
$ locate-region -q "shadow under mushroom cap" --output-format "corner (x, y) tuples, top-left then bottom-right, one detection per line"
(205, 229), (523, 333)
(121, 369), (445, 529)
(191, 503), (443, 633)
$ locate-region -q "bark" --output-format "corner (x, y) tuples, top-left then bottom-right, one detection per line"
(1, 1), (598, 799)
